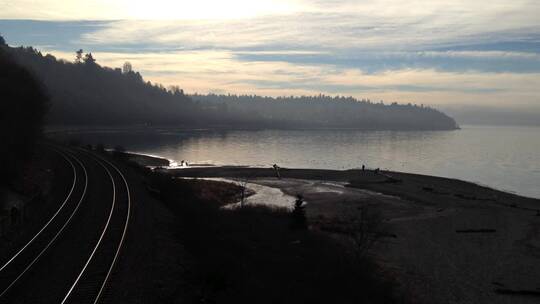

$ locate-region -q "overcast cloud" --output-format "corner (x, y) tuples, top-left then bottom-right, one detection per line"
(1, 0), (539, 110)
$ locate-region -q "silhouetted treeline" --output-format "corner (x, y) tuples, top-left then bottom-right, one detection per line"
(2, 42), (198, 125)
(2, 39), (457, 130)
(0, 40), (49, 182)
(192, 94), (459, 130)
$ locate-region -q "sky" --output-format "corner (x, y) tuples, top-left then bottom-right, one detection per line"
(1, 0), (540, 112)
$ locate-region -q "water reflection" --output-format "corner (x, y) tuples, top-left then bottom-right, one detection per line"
(50, 126), (540, 198)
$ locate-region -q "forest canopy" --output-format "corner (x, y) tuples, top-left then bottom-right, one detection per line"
(191, 93), (459, 130)
(0, 40), (49, 182)
(1, 39), (458, 130)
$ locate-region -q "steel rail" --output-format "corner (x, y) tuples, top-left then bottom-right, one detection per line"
(0, 148), (77, 273)
(60, 152), (117, 304)
(92, 155), (131, 304)
(0, 150), (88, 298)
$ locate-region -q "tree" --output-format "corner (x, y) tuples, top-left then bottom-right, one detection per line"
(75, 49), (83, 63)
(44, 54), (56, 62)
(0, 48), (49, 183)
(122, 61), (132, 74)
(169, 85), (184, 96)
(290, 194), (307, 230)
(83, 52), (96, 65)
(1, 41), (458, 130)
(348, 206), (381, 259)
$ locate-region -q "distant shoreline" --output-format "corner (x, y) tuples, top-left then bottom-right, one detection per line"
(118, 150), (540, 204)
(45, 124), (460, 134)
(172, 166), (540, 205)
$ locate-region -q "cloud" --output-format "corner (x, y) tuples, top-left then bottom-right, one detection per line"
(0, 20), (109, 50)
(40, 49), (540, 108)
(234, 49), (540, 73)
(1, 0), (540, 108)
(80, 14), (539, 52)
(0, 0), (305, 20)
(4, 19), (540, 74)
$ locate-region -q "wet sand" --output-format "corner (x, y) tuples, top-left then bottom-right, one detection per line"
(172, 166), (540, 304)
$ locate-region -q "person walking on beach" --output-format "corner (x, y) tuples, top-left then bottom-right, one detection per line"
(273, 164), (281, 179)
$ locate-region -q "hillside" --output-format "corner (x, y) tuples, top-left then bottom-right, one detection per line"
(192, 94), (459, 130)
(1, 39), (458, 130)
(1, 44), (197, 125)
(0, 40), (48, 182)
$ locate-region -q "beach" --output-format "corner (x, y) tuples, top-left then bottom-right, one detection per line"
(118, 150), (540, 302)
(169, 165), (540, 303)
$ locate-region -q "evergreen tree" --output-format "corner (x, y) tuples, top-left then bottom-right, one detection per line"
(75, 49), (83, 63)
(291, 194), (307, 230)
(122, 61), (132, 74)
(83, 52), (96, 65)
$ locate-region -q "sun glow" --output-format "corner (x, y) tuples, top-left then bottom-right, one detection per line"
(0, 0), (303, 20)
(125, 0), (301, 19)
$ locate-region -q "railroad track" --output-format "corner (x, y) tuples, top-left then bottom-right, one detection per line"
(0, 148), (87, 300)
(0, 147), (132, 304)
(61, 151), (131, 304)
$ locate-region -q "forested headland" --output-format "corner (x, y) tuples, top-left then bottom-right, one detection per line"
(1, 38), (458, 130)
(191, 94), (459, 130)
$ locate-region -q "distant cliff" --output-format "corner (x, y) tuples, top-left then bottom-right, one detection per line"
(1, 40), (458, 130)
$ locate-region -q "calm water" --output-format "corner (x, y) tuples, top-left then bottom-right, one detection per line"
(53, 125), (540, 199)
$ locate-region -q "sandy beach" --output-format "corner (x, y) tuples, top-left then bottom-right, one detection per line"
(171, 166), (540, 303)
